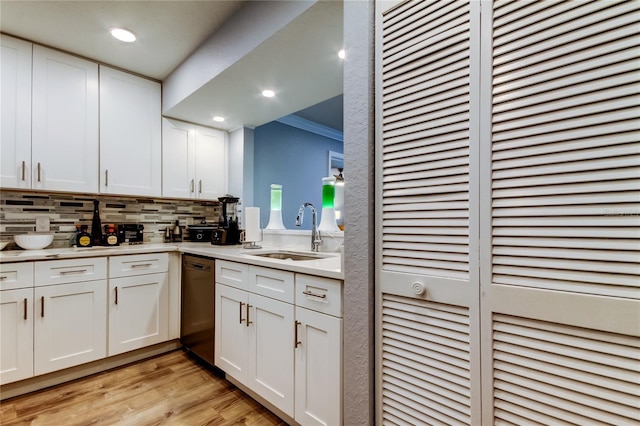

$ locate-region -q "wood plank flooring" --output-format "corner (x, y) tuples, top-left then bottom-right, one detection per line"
(0, 350), (288, 426)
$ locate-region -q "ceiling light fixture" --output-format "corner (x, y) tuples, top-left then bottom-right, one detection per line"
(213, 116), (225, 122)
(262, 89), (275, 98)
(338, 49), (346, 59)
(110, 27), (137, 43)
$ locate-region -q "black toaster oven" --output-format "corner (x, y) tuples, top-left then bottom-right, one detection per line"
(117, 224), (144, 244)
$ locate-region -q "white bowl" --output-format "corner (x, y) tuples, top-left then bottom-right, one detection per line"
(0, 242), (7, 251)
(14, 233), (54, 250)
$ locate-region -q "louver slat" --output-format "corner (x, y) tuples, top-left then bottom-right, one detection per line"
(492, 315), (640, 425)
(381, 294), (472, 425)
(491, 0), (640, 299)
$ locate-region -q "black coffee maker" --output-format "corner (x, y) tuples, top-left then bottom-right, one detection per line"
(211, 196), (241, 245)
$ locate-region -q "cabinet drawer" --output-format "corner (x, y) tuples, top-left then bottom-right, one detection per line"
(0, 262), (34, 290)
(249, 266), (294, 304)
(109, 253), (168, 278)
(295, 275), (342, 318)
(35, 258), (107, 286)
(216, 260), (249, 290)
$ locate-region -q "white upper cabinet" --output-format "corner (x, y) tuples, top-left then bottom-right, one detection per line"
(0, 35), (32, 189)
(31, 45), (99, 193)
(162, 118), (227, 200)
(194, 125), (227, 199)
(100, 65), (161, 197)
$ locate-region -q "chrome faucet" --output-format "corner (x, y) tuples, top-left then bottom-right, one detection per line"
(296, 203), (323, 252)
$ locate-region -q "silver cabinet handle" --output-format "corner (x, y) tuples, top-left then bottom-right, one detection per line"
(190, 179), (194, 193)
(105, 169), (109, 187)
(37, 162), (41, 182)
(302, 290), (326, 299)
(0, 276), (7, 280)
(239, 301), (245, 324)
(294, 320), (301, 348)
(198, 180), (202, 194)
(131, 263), (152, 269)
(21, 161), (26, 181)
(60, 269), (87, 275)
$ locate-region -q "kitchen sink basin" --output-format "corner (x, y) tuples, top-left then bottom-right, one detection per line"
(247, 250), (333, 261)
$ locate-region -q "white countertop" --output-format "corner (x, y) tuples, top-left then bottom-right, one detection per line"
(0, 243), (343, 280)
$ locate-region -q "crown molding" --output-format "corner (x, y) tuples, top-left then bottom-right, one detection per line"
(276, 114), (343, 142)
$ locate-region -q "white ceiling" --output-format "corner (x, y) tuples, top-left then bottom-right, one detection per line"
(0, 0), (344, 131)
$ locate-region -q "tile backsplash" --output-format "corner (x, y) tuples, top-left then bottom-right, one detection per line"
(0, 190), (222, 249)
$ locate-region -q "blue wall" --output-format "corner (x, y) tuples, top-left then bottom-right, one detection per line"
(253, 121), (343, 230)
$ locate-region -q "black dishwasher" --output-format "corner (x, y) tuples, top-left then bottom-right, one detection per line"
(181, 255), (215, 366)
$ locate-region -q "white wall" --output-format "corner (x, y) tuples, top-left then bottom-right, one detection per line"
(343, 2), (375, 425)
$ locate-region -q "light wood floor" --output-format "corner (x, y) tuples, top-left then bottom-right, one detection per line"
(0, 350), (288, 426)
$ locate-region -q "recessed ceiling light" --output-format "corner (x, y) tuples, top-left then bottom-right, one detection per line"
(213, 116), (225, 122)
(110, 28), (137, 43)
(262, 89), (275, 98)
(338, 49), (346, 59)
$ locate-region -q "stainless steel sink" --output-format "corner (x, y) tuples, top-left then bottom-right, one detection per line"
(247, 250), (332, 261)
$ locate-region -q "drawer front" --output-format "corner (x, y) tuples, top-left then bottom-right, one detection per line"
(249, 266), (294, 304)
(295, 274), (342, 317)
(109, 253), (169, 278)
(216, 260), (248, 290)
(0, 262), (34, 290)
(35, 258), (107, 286)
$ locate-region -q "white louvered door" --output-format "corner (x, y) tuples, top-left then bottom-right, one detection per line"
(376, 0), (482, 424)
(480, 1), (640, 424)
(376, 0), (640, 425)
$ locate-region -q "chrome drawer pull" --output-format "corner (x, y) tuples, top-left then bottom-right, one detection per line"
(0, 276), (7, 280)
(239, 302), (245, 324)
(21, 161), (25, 181)
(60, 269), (87, 275)
(131, 263), (152, 268)
(302, 290), (326, 299)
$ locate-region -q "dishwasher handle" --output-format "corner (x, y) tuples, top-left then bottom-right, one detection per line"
(184, 260), (213, 272)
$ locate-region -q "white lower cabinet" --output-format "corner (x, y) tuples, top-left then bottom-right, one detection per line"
(215, 284), (295, 416)
(0, 287), (34, 384)
(215, 260), (343, 425)
(33, 258), (108, 376)
(294, 307), (342, 426)
(108, 254), (169, 356)
(34, 280), (107, 375)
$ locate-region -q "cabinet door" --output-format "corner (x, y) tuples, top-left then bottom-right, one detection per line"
(249, 293), (295, 417)
(215, 283), (249, 383)
(100, 65), (161, 197)
(0, 288), (33, 384)
(195, 125), (227, 200)
(0, 35), (32, 189)
(32, 45), (99, 193)
(34, 280), (107, 375)
(162, 118), (195, 199)
(108, 272), (169, 356)
(295, 307), (342, 426)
